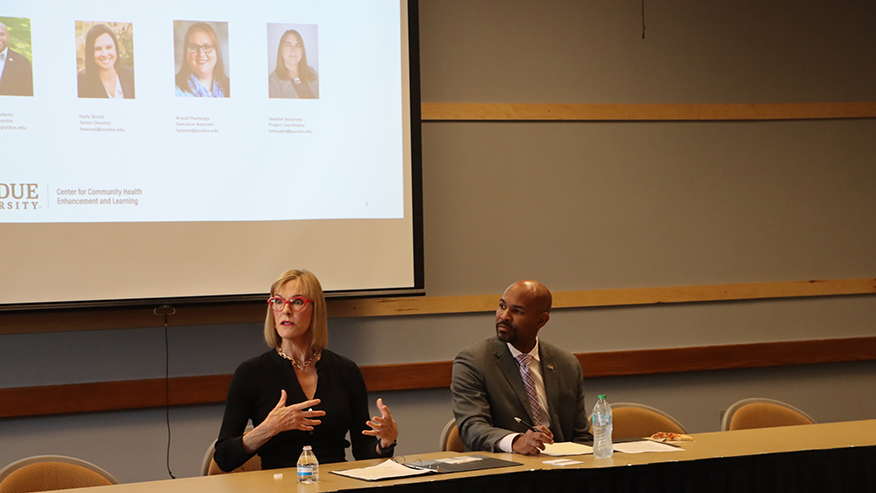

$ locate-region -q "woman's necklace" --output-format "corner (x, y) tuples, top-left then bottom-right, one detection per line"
(277, 347), (320, 369)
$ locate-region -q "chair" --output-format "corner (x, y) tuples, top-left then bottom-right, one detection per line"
(610, 402), (688, 439)
(439, 418), (465, 452)
(0, 455), (118, 493)
(721, 398), (816, 431)
(201, 433), (261, 476)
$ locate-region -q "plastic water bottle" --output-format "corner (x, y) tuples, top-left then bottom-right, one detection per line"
(591, 394), (613, 458)
(297, 445), (319, 483)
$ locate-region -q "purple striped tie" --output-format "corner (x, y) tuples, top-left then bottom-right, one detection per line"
(515, 354), (542, 425)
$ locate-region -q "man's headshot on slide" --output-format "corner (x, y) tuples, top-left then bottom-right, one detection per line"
(0, 17), (34, 97)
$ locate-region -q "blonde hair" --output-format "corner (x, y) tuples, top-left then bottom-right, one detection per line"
(264, 269), (328, 351)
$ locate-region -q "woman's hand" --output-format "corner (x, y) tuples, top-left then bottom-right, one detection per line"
(243, 390), (325, 454)
(265, 390), (325, 433)
(243, 391), (325, 453)
(363, 398), (398, 451)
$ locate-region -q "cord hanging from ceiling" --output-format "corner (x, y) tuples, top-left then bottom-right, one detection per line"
(642, 0), (647, 39)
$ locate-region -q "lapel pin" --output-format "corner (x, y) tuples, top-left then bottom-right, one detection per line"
(547, 364), (555, 370)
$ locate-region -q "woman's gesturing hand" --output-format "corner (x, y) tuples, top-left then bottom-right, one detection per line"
(242, 390), (326, 454)
(363, 398), (398, 450)
(265, 389), (325, 433)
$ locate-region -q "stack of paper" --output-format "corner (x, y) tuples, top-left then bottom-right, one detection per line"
(541, 442), (593, 456)
(331, 460), (434, 481)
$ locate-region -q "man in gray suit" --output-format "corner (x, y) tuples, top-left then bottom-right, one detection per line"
(0, 21), (33, 97)
(451, 280), (590, 455)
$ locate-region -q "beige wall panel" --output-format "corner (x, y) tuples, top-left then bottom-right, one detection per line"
(419, 0), (876, 103)
(421, 120), (876, 295)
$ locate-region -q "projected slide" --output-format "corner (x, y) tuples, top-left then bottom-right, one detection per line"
(0, 1), (405, 223)
(0, 0), (419, 308)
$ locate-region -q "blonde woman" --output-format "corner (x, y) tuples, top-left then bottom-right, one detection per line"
(175, 22), (229, 97)
(213, 269), (398, 470)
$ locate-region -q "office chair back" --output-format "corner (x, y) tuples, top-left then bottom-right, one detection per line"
(611, 402), (688, 439)
(439, 418), (465, 452)
(202, 439), (262, 476)
(0, 455), (118, 493)
(722, 398), (816, 431)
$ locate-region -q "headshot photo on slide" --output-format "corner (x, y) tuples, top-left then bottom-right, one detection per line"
(75, 21), (135, 99)
(0, 16), (34, 97)
(267, 23), (318, 99)
(173, 20), (230, 98)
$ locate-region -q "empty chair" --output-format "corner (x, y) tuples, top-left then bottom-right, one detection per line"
(611, 402), (688, 439)
(201, 438), (262, 476)
(202, 426), (261, 476)
(439, 418), (465, 452)
(0, 455), (117, 493)
(722, 397), (816, 431)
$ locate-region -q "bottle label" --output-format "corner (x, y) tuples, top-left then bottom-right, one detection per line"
(298, 467), (314, 476)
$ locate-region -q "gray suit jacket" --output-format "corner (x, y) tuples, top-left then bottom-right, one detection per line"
(268, 69), (319, 99)
(451, 337), (591, 452)
(0, 48), (33, 97)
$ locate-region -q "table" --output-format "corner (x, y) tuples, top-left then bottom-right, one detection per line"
(71, 419), (876, 493)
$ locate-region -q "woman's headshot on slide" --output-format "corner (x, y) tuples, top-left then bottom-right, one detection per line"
(268, 25), (318, 99)
(76, 22), (135, 99)
(174, 21), (230, 98)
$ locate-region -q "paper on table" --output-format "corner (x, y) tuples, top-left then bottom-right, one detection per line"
(434, 456), (483, 464)
(613, 440), (684, 454)
(543, 458), (584, 466)
(331, 459), (435, 481)
(541, 442), (593, 456)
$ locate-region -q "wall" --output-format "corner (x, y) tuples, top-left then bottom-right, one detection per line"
(1, 0), (874, 483)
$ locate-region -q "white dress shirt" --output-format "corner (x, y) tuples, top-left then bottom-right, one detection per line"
(0, 47), (9, 84)
(106, 73), (124, 99)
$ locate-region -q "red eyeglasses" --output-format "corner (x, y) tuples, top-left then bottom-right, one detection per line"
(267, 296), (314, 312)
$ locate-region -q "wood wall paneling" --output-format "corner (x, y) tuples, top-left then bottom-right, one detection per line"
(419, 102), (876, 121)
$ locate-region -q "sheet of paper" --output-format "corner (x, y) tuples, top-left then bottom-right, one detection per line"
(541, 442), (593, 456)
(435, 456), (483, 464)
(613, 440), (684, 454)
(331, 459), (434, 481)
(543, 458), (584, 466)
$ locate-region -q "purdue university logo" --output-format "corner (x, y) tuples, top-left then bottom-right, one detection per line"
(0, 183), (40, 210)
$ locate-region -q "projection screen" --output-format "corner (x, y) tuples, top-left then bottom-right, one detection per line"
(0, 0), (423, 309)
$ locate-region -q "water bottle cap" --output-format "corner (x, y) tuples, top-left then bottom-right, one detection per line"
(303, 445), (312, 450)
(598, 394), (606, 399)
